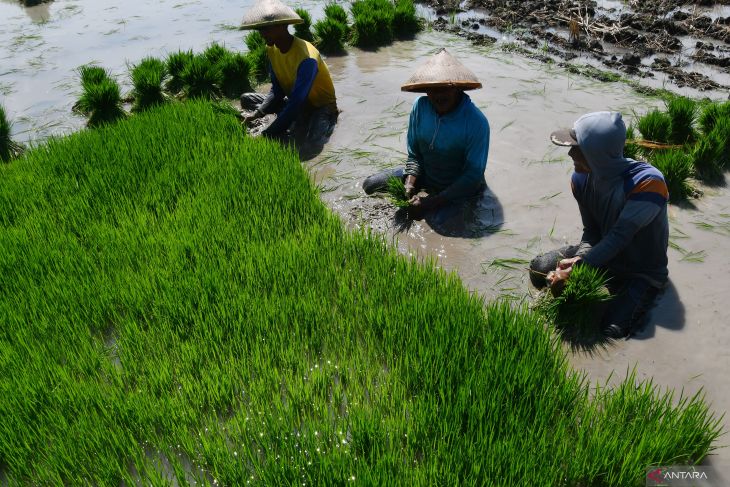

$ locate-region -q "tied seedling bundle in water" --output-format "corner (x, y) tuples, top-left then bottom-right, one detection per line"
(535, 264), (612, 347)
(386, 176), (409, 208)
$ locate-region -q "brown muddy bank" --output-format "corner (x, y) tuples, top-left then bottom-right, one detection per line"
(422, 0), (730, 92)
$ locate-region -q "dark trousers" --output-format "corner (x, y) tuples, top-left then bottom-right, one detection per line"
(240, 92), (338, 147)
(530, 246), (661, 335)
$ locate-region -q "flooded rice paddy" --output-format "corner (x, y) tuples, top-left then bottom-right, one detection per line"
(2, 0), (730, 482)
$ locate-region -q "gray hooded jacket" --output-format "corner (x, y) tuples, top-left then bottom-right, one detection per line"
(571, 112), (669, 287)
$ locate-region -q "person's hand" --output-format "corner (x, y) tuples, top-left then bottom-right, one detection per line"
(404, 184), (416, 199)
(242, 110), (263, 126)
(404, 175), (417, 199)
(557, 256), (582, 270)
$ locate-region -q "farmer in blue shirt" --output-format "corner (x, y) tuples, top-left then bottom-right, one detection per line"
(530, 112), (670, 339)
(363, 49), (490, 219)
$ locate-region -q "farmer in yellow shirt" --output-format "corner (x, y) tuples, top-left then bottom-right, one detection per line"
(240, 0), (338, 155)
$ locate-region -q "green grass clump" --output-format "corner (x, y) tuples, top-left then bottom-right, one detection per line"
(0, 104), (24, 162)
(179, 54), (222, 100)
(698, 100), (730, 136)
(650, 149), (694, 202)
(535, 264), (612, 344)
(392, 0), (421, 38)
(75, 65), (115, 115)
(666, 96), (697, 145)
(294, 8), (314, 41)
(325, 3), (349, 25)
(130, 57), (168, 112)
(351, 0), (395, 48)
(624, 125), (641, 160)
(165, 50), (195, 95)
(690, 134), (723, 181)
(386, 176), (409, 207)
(315, 17), (349, 54)
(709, 117), (730, 169)
(245, 31), (269, 82)
(203, 42), (228, 66)
(218, 52), (252, 98)
(0, 101), (721, 484)
(637, 109), (672, 143)
(78, 76), (126, 127)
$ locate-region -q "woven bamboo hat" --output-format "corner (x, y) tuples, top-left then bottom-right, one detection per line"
(401, 49), (482, 92)
(240, 0), (303, 30)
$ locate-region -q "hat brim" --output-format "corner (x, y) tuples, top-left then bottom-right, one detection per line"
(241, 18), (303, 30)
(550, 128), (579, 146)
(401, 81), (482, 93)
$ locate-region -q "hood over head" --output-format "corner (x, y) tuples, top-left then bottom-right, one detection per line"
(573, 111), (632, 180)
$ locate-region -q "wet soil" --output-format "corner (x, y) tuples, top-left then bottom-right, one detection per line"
(423, 0), (730, 92)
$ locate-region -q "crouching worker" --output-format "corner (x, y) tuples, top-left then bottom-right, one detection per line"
(239, 0), (338, 153)
(362, 49), (490, 220)
(530, 112), (669, 339)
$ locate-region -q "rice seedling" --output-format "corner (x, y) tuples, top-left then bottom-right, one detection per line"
(0, 104), (24, 162)
(202, 42), (229, 66)
(314, 18), (349, 54)
(81, 77), (126, 127)
(666, 96), (697, 145)
(534, 264), (612, 344)
(392, 0), (421, 38)
(245, 31), (269, 82)
(697, 100), (730, 136)
(623, 124), (641, 160)
(130, 57), (168, 112)
(689, 134), (723, 182)
(709, 116), (730, 169)
(649, 149), (694, 203)
(0, 101), (721, 485)
(386, 176), (409, 207)
(351, 0), (395, 48)
(637, 109), (671, 144)
(294, 8), (314, 42)
(179, 54), (222, 100)
(218, 52), (252, 98)
(74, 65), (114, 115)
(165, 50), (195, 94)
(325, 3), (349, 25)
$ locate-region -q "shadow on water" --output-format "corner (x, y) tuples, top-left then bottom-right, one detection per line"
(633, 280), (685, 340)
(425, 184), (504, 238)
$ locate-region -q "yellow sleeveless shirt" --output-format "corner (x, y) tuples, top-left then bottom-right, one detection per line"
(266, 37), (337, 109)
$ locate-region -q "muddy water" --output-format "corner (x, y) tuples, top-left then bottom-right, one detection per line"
(2, 0), (730, 481)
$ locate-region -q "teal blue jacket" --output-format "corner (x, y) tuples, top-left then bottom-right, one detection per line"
(405, 94), (490, 201)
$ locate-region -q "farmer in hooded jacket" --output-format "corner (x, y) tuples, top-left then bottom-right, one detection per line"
(362, 49), (490, 220)
(530, 111), (670, 339)
(239, 0), (337, 147)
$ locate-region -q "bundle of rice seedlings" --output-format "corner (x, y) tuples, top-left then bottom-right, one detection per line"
(203, 43), (229, 66)
(649, 149), (694, 202)
(294, 8), (314, 41)
(392, 0), (421, 38)
(324, 3), (349, 25)
(351, 0), (395, 48)
(74, 65), (113, 115)
(0, 104), (24, 162)
(314, 18), (348, 54)
(245, 31), (269, 82)
(709, 117), (730, 169)
(690, 133), (723, 181)
(83, 78), (126, 127)
(130, 57), (168, 112)
(666, 96), (697, 145)
(534, 264), (612, 344)
(218, 52), (252, 98)
(623, 125), (641, 160)
(697, 100), (730, 136)
(179, 54), (223, 100)
(386, 176), (409, 207)
(165, 50), (195, 95)
(637, 109), (671, 144)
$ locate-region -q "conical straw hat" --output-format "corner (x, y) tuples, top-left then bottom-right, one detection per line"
(401, 49), (482, 92)
(240, 0), (303, 30)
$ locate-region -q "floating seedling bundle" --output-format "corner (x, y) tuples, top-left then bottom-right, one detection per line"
(130, 57), (168, 112)
(0, 104), (24, 162)
(631, 98), (730, 200)
(294, 8), (315, 41)
(245, 31), (269, 82)
(314, 4), (350, 54)
(74, 65), (126, 127)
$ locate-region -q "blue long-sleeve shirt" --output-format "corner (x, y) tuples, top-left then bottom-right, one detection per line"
(404, 94), (490, 202)
(262, 58), (318, 136)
